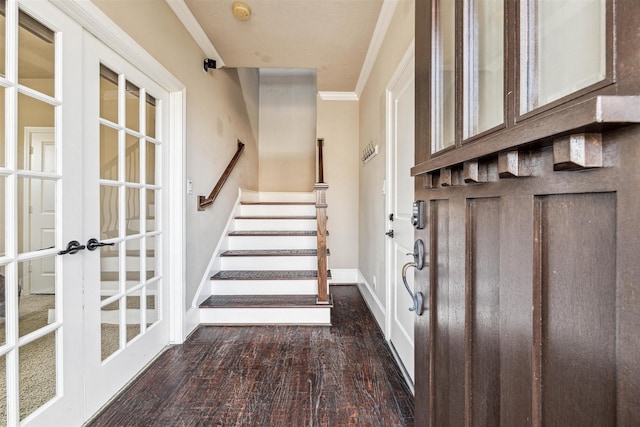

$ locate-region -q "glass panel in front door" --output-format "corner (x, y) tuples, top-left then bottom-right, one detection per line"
(98, 65), (162, 362)
(520, 0), (606, 112)
(432, 0), (456, 153)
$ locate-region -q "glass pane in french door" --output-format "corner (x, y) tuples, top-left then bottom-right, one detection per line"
(0, 1), (84, 425)
(98, 64), (162, 361)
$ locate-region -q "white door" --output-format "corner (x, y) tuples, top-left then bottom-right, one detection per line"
(386, 54), (416, 385)
(25, 127), (56, 294)
(0, 1), (85, 425)
(81, 33), (170, 418)
(1, 2), (173, 424)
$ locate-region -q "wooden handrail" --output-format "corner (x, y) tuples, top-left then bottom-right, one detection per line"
(197, 140), (245, 211)
(315, 137), (329, 304)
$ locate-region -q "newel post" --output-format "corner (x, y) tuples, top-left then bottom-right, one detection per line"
(315, 182), (329, 304)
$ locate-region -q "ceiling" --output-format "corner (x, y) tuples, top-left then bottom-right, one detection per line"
(177, 0), (385, 93)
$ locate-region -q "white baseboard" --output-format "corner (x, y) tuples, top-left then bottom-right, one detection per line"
(184, 306), (200, 337)
(356, 270), (386, 332)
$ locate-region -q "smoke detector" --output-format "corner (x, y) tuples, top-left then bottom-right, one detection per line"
(232, 2), (251, 21)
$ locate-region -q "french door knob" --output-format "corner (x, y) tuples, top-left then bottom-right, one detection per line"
(58, 240), (86, 255)
(86, 238), (115, 251)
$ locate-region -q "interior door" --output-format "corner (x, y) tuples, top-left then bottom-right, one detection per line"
(25, 127), (55, 294)
(386, 55), (416, 384)
(81, 33), (169, 418)
(0, 1), (85, 425)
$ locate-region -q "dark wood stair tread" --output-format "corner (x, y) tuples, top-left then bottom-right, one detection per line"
(200, 294), (333, 309)
(211, 270), (332, 280)
(220, 249), (329, 257)
(100, 250), (155, 257)
(228, 230), (329, 236)
(240, 202), (315, 206)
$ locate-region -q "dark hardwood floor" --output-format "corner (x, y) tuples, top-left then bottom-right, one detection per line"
(87, 285), (415, 426)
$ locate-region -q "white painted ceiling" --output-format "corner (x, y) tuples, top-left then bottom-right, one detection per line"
(179, 0), (385, 92)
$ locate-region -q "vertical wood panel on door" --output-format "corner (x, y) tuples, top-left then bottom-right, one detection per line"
(466, 198), (500, 427)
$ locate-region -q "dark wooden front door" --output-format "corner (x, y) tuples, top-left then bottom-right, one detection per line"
(413, 136), (640, 425)
(412, 1), (640, 425)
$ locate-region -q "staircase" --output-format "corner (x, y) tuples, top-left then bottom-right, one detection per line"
(199, 192), (333, 325)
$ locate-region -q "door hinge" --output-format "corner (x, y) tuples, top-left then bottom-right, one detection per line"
(28, 205), (33, 214)
(29, 145), (34, 155)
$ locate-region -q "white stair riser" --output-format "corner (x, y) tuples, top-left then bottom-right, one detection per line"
(254, 192), (315, 203)
(220, 256), (319, 270)
(234, 219), (317, 231)
(199, 307), (331, 325)
(228, 235), (318, 250)
(210, 280), (318, 295)
(240, 204), (316, 217)
(127, 218), (156, 232)
(101, 256), (153, 271)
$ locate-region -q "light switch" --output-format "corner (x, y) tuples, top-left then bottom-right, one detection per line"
(186, 179), (193, 195)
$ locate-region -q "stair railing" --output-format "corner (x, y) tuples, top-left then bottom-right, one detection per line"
(101, 142), (141, 239)
(198, 140), (245, 211)
(315, 138), (330, 304)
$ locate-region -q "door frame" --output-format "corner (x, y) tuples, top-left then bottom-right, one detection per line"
(54, 0), (187, 344)
(384, 40), (416, 388)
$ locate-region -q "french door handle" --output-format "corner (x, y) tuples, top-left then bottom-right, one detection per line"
(58, 240), (86, 255)
(86, 238), (115, 251)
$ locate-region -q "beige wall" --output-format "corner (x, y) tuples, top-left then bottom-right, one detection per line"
(358, 0), (415, 315)
(92, 0), (260, 310)
(258, 69), (316, 192)
(316, 97), (359, 270)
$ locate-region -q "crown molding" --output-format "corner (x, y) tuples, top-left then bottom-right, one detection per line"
(317, 92), (359, 101)
(165, 0), (225, 67)
(355, 0), (399, 97)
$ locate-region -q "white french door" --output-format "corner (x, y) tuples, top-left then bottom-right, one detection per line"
(0, 0), (85, 425)
(81, 33), (170, 418)
(0, 1), (172, 424)
(386, 53), (416, 386)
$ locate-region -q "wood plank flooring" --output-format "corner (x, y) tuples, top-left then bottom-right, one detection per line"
(87, 286), (414, 426)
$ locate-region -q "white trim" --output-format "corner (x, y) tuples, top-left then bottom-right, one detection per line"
(54, 0), (187, 344)
(385, 40), (415, 339)
(357, 271), (386, 332)
(355, 0), (400, 97)
(169, 89), (187, 344)
(164, 0), (225, 67)
(386, 40), (416, 92)
(317, 92), (359, 101)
